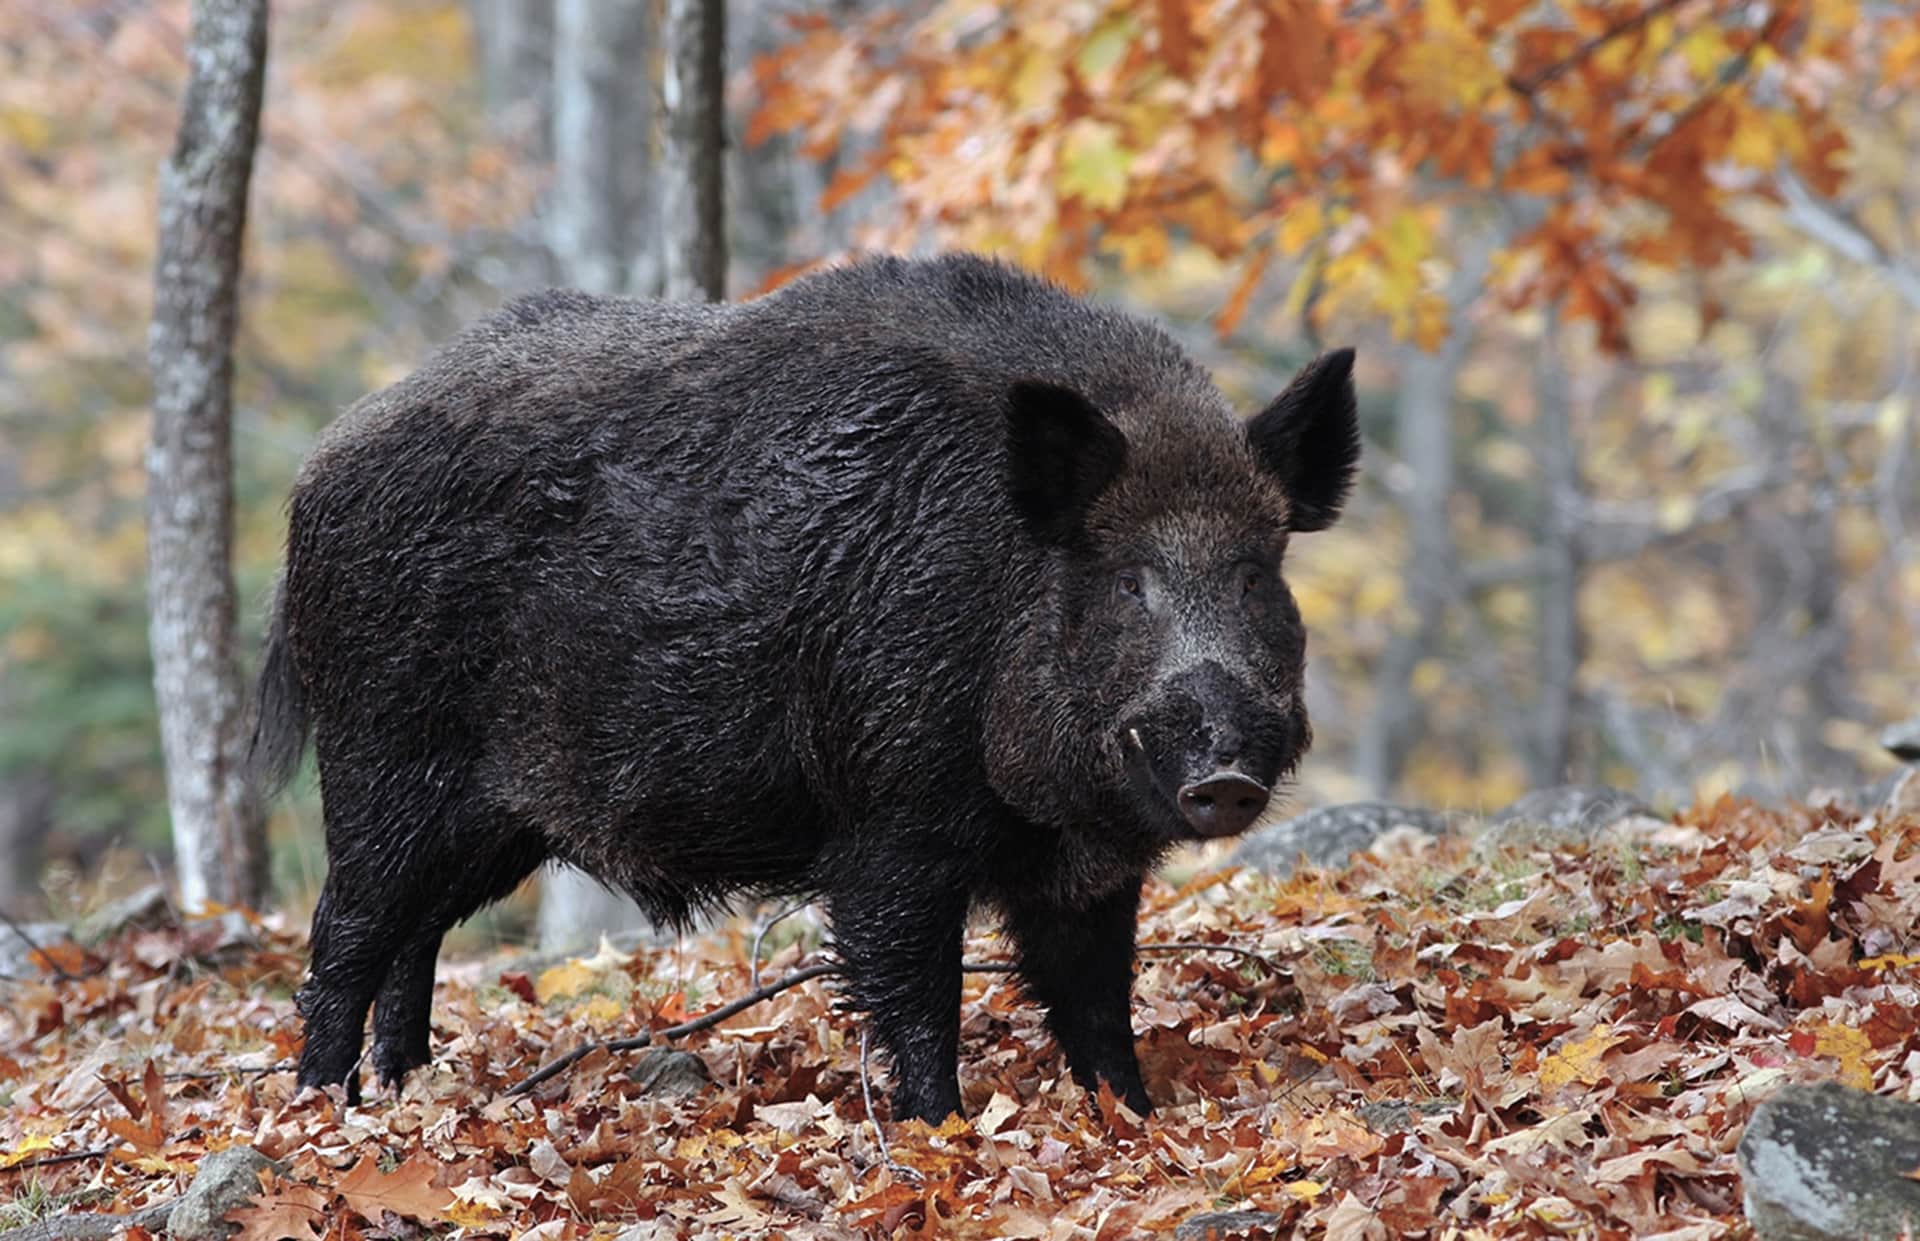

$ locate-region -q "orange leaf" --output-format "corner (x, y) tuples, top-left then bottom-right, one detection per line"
(1214, 248), (1271, 337)
(227, 1183), (329, 1241)
(1155, 0), (1194, 76)
(335, 1154), (456, 1226)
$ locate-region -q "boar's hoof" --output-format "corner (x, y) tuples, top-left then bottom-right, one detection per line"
(1178, 773), (1271, 838)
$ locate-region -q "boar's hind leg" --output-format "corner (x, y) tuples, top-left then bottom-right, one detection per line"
(369, 830), (549, 1089)
(1004, 877), (1152, 1116)
(297, 870), (400, 1101)
(826, 851), (972, 1124)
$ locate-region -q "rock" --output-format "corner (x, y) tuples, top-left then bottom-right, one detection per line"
(167, 1147), (281, 1241)
(1815, 769), (1920, 820)
(627, 1048), (709, 1098)
(1883, 716), (1920, 763)
(1480, 785), (1650, 848)
(1738, 1080), (1920, 1241)
(1232, 803), (1453, 876)
(0, 921), (74, 978)
(1356, 1098), (1460, 1134)
(75, 885), (173, 946)
(1175, 1210), (1286, 1240)
(613, 1222), (686, 1241)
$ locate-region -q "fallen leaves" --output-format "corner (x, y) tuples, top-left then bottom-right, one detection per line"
(3, 798), (1918, 1235)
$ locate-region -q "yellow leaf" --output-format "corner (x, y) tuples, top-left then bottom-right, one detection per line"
(1810, 1023), (1874, 1090)
(1285, 1180), (1326, 1202)
(1538, 1025), (1626, 1092)
(1075, 15), (1136, 80)
(534, 960), (597, 1003)
(443, 1201), (501, 1229)
(577, 994), (626, 1025)
(1727, 115), (1777, 169)
(0, 1135), (55, 1169)
(0, 107), (54, 156)
(1277, 200), (1323, 257)
(1059, 119), (1131, 210)
(1862, 954), (1920, 971)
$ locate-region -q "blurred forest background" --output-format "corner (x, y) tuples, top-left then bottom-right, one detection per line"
(1, 0), (1917, 939)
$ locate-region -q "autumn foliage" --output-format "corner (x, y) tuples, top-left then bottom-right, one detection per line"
(4, 795), (1920, 1236)
(754, 0), (1920, 346)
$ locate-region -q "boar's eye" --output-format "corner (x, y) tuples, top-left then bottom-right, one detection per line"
(1115, 570), (1146, 602)
(1240, 567), (1264, 600)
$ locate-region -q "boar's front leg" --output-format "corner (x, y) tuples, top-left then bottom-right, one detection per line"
(1004, 875), (1152, 1115)
(827, 849), (972, 1124)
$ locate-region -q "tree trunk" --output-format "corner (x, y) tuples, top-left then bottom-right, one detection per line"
(539, 0), (726, 953)
(1354, 227), (1499, 798)
(1532, 306), (1582, 786)
(147, 0), (269, 912)
(536, 0), (669, 952)
(548, 0), (655, 295)
(0, 769), (53, 916)
(661, 0), (727, 302)
(469, 0), (553, 143)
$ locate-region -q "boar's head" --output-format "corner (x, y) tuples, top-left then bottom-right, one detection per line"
(988, 349), (1359, 849)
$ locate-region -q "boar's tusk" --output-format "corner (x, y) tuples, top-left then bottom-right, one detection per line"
(1127, 728), (1145, 752)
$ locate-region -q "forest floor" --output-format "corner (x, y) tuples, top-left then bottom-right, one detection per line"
(1, 796), (1917, 1239)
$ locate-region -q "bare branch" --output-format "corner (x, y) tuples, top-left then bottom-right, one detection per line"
(1777, 173), (1920, 311)
(507, 961), (841, 1097)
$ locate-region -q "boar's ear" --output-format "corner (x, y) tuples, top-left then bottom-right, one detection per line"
(1246, 347), (1360, 533)
(1004, 380), (1128, 544)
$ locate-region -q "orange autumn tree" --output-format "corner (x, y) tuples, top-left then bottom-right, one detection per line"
(752, 0), (1920, 347)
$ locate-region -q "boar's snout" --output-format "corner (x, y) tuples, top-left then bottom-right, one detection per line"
(1120, 660), (1306, 841)
(1177, 772), (1271, 838)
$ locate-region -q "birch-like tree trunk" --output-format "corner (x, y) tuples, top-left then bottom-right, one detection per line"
(1532, 307), (1582, 787)
(1355, 226), (1499, 798)
(147, 0), (269, 912)
(661, 0), (727, 302)
(548, 0), (655, 296)
(470, 0), (553, 142)
(537, 0), (664, 953)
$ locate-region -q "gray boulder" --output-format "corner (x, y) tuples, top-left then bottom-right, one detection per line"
(627, 1048), (709, 1098)
(1175, 1210), (1284, 1240)
(1884, 716), (1920, 763)
(75, 885), (173, 946)
(1480, 785), (1650, 848)
(1739, 1081), (1920, 1241)
(1232, 803), (1451, 876)
(1357, 1098), (1460, 1134)
(167, 1147), (282, 1241)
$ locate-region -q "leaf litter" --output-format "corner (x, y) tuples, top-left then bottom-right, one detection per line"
(2, 795), (1917, 1237)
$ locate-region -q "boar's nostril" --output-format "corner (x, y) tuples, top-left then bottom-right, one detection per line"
(1176, 772), (1270, 838)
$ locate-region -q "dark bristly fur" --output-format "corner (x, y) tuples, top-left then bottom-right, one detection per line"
(252, 253), (1360, 1119)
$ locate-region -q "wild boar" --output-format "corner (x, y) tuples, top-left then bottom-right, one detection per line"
(250, 253), (1359, 1121)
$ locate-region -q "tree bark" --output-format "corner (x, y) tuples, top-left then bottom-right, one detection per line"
(537, 0), (667, 951)
(147, 0), (269, 912)
(469, 0), (554, 145)
(1354, 228), (1498, 797)
(1532, 306), (1582, 786)
(661, 0), (727, 302)
(548, 0), (655, 295)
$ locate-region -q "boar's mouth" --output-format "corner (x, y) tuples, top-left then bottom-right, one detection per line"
(1122, 727), (1292, 841)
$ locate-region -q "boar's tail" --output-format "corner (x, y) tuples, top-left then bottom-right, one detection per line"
(247, 574), (308, 800)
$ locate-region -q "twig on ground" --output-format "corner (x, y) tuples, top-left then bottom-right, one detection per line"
(0, 1149), (112, 1176)
(162, 1063), (292, 1082)
(508, 961), (841, 1097)
(0, 910), (78, 983)
(858, 1025), (921, 1184)
(1138, 941), (1289, 975)
(510, 939), (1275, 1095)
